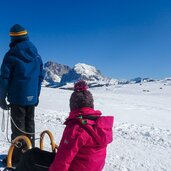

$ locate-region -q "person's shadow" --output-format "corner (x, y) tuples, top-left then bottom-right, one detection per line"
(0, 154), (7, 167)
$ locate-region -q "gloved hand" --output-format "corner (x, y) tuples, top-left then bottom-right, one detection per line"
(0, 98), (9, 110)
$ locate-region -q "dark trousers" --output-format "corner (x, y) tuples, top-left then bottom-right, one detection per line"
(15, 148), (55, 171)
(10, 105), (35, 161)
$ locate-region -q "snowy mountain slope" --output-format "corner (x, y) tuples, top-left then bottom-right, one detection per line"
(1, 82), (171, 171)
(74, 63), (104, 79)
(43, 62), (116, 88)
(43, 61), (71, 85)
(60, 63), (105, 84)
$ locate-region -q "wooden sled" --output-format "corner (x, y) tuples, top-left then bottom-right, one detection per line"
(6, 130), (58, 169)
(40, 130), (58, 153)
(7, 135), (32, 168)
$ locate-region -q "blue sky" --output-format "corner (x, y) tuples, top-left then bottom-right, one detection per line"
(0, 0), (171, 79)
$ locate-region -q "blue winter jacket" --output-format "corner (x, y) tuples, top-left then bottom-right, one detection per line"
(0, 40), (44, 105)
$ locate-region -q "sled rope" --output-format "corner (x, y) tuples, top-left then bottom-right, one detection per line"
(10, 112), (42, 135)
(9, 109), (42, 135)
(6, 109), (15, 145)
(1, 110), (5, 132)
(35, 164), (49, 169)
(4, 109), (42, 145)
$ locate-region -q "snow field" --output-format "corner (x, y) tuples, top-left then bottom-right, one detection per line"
(0, 81), (171, 171)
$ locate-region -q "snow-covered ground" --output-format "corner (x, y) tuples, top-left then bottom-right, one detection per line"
(0, 81), (171, 171)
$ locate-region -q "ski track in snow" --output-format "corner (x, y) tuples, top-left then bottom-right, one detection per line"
(1, 82), (171, 171)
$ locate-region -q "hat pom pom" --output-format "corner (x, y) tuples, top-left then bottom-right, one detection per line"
(74, 80), (88, 92)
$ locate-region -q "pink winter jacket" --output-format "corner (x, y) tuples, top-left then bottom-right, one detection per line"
(49, 107), (114, 171)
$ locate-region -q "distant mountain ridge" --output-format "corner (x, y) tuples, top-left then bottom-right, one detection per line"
(43, 61), (117, 88)
(43, 61), (171, 88)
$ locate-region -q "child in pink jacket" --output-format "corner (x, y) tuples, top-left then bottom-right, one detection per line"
(14, 80), (114, 171)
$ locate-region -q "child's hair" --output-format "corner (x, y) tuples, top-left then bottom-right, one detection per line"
(70, 80), (94, 111)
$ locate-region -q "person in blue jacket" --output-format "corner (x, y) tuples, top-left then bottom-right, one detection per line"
(0, 24), (44, 163)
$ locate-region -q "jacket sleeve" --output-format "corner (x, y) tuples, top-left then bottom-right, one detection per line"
(49, 123), (88, 171)
(0, 53), (12, 100)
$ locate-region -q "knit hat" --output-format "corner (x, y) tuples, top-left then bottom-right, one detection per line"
(70, 80), (94, 111)
(9, 24), (28, 41)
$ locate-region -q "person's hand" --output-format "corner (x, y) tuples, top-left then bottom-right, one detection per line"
(0, 99), (9, 110)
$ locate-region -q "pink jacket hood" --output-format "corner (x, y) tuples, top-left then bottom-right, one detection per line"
(65, 107), (114, 145)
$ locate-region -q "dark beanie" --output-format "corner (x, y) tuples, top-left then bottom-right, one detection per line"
(70, 80), (94, 111)
(9, 24), (28, 41)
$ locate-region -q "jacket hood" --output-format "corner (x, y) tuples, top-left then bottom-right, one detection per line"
(10, 40), (40, 63)
(90, 116), (114, 145)
(66, 107), (114, 145)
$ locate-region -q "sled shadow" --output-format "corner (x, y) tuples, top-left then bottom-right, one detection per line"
(0, 154), (7, 167)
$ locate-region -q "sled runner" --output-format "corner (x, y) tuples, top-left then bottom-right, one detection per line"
(3, 130), (58, 170)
